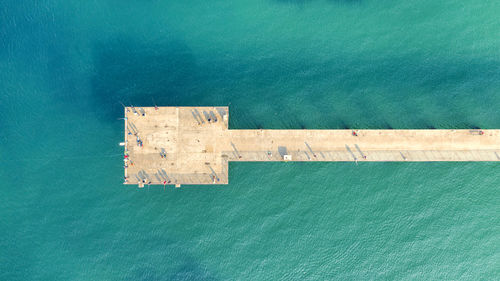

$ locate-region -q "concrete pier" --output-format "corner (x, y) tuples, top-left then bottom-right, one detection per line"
(123, 107), (500, 186)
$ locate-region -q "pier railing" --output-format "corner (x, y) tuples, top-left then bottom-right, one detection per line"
(222, 149), (500, 162)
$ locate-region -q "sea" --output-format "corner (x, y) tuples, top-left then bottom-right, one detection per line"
(1, 0), (499, 280)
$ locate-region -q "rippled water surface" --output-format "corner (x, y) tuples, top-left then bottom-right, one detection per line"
(1, 0), (500, 279)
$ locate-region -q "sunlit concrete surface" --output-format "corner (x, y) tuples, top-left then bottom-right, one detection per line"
(123, 107), (500, 187)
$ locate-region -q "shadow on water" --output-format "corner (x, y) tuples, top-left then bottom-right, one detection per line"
(167, 258), (218, 281)
(90, 36), (198, 119)
(90, 36), (500, 129)
(130, 255), (218, 281)
(228, 56), (500, 129)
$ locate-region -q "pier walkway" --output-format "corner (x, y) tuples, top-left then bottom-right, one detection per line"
(123, 107), (500, 186)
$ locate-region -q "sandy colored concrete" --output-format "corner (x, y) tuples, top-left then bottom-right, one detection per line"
(123, 107), (500, 186)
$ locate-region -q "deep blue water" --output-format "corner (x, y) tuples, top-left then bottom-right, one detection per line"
(1, 0), (500, 280)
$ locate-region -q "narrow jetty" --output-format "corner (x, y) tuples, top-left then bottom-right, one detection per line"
(123, 106), (500, 187)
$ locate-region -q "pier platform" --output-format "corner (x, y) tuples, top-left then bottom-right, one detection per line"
(123, 106), (500, 186)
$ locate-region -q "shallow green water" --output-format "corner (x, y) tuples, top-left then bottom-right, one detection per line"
(1, 0), (500, 279)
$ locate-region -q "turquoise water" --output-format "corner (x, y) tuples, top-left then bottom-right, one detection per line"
(1, 0), (500, 279)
